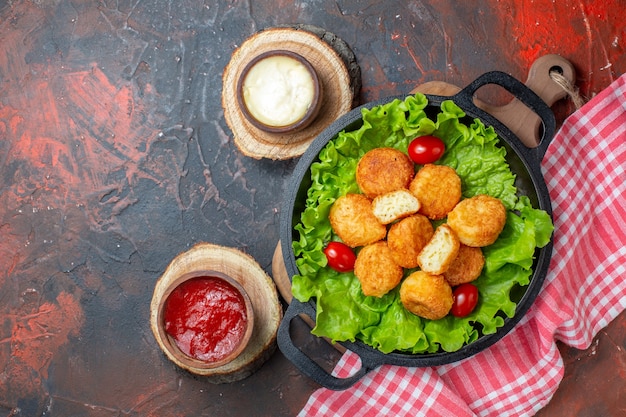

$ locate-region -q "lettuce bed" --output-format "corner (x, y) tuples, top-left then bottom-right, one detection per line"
(291, 94), (553, 354)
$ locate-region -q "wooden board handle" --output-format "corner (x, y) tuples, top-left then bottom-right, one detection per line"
(412, 54), (576, 148)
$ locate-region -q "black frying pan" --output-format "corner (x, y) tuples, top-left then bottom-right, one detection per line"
(278, 71), (555, 390)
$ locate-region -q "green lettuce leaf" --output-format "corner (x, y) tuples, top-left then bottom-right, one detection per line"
(291, 94), (553, 354)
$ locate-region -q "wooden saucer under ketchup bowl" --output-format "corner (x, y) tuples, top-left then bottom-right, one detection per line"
(150, 243), (282, 383)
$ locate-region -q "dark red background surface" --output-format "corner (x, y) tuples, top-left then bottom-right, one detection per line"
(1, 1), (624, 416)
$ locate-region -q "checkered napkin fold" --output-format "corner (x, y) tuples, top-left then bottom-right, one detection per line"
(299, 74), (626, 417)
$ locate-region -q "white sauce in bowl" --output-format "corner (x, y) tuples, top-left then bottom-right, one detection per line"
(241, 55), (316, 127)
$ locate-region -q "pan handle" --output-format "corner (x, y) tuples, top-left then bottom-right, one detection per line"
(451, 70), (556, 165)
(277, 299), (377, 390)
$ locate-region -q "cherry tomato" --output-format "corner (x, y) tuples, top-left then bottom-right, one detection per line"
(323, 241), (356, 272)
(451, 283), (479, 318)
(407, 135), (445, 164)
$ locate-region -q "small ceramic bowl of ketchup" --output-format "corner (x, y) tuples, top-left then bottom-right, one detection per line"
(236, 50), (323, 134)
(154, 270), (254, 370)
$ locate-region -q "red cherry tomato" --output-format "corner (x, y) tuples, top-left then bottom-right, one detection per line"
(451, 283), (479, 318)
(323, 241), (356, 272)
(407, 135), (445, 164)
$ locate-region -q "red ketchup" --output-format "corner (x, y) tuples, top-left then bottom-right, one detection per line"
(164, 276), (248, 363)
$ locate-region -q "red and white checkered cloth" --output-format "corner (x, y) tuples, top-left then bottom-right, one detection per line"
(298, 74), (626, 417)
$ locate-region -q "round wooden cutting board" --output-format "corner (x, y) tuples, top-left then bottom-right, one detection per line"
(151, 243), (282, 383)
(222, 25), (361, 160)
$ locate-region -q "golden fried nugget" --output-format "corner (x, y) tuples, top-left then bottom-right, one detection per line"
(329, 193), (387, 248)
(409, 164), (462, 220)
(444, 244), (485, 286)
(447, 194), (507, 247)
(371, 189), (420, 224)
(387, 214), (434, 269)
(417, 224), (460, 275)
(400, 270), (453, 320)
(356, 148), (414, 198)
(354, 241), (404, 297)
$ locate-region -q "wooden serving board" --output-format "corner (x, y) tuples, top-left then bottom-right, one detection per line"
(152, 243), (283, 382)
(222, 25), (361, 160)
(271, 54), (575, 352)
(410, 54), (575, 148)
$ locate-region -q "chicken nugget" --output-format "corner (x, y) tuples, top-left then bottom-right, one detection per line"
(409, 164), (462, 220)
(329, 193), (387, 248)
(356, 148), (414, 198)
(354, 241), (403, 297)
(447, 194), (507, 247)
(400, 270), (453, 320)
(444, 245), (485, 286)
(371, 189), (420, 224)
(417, 224), (460, 275)
(387, 214), (434, 269)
